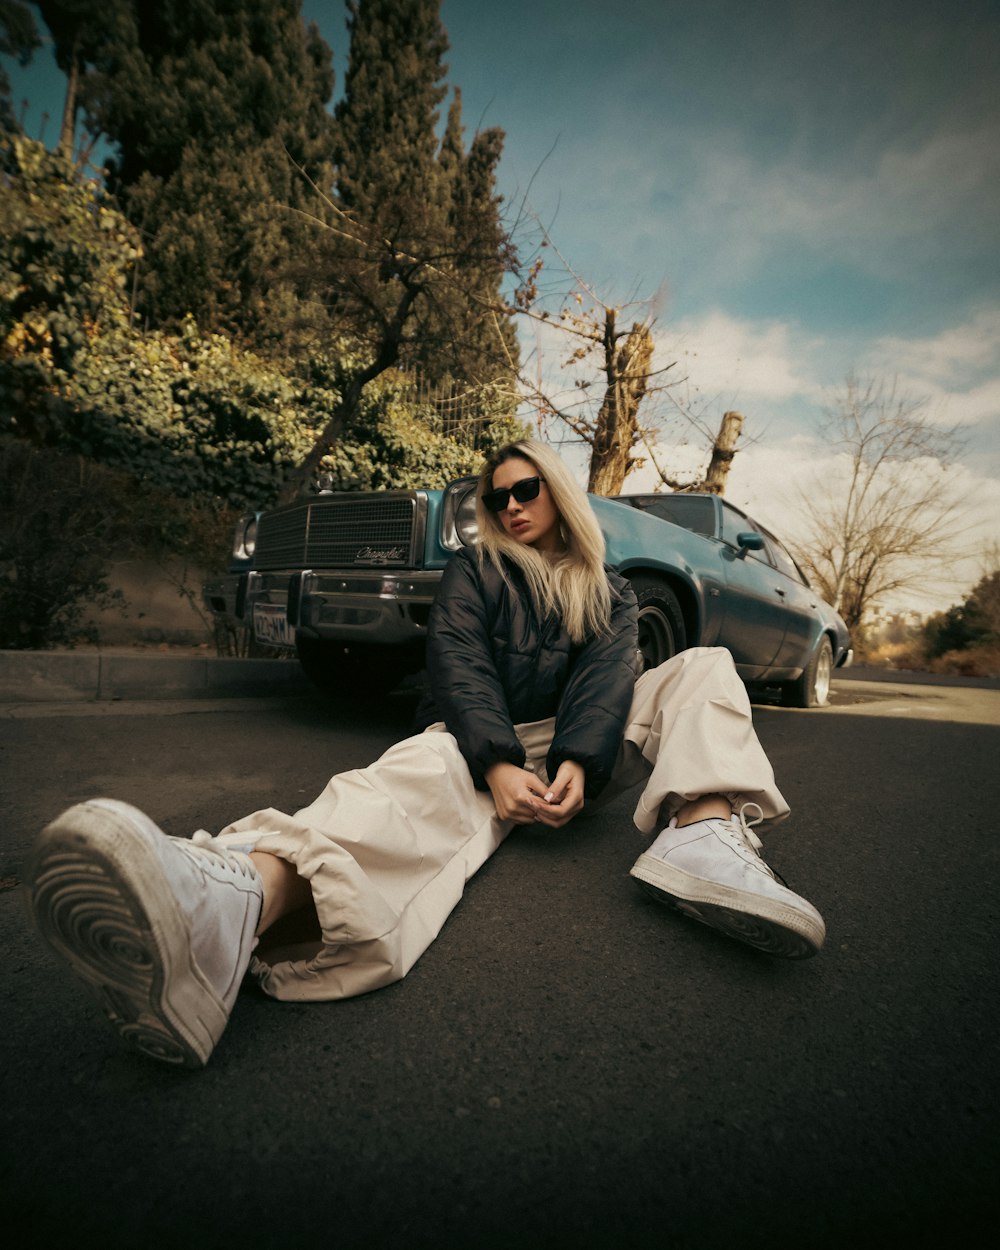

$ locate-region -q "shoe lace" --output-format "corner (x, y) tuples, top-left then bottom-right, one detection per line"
(190, 829), (260, 883)
(717, 803), (789, 885)
(722, 801), (764, 846)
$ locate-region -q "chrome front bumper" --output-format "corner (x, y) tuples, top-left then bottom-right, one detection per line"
(205, 569), (444, 646)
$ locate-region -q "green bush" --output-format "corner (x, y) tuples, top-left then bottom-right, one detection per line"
(0, 435), (239, 649)
(0, 138), (530, 649)
(924, 570), (1000, 659)
(0, 436), (127, 648)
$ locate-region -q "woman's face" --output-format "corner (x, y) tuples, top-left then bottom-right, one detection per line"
(489, 456), (563, 554)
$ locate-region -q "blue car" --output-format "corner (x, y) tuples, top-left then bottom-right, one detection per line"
(203, 479), (851, 707)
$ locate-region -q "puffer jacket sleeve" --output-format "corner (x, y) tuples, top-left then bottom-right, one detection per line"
(425, 549), (526, 787)
(547, 572), (639, 799)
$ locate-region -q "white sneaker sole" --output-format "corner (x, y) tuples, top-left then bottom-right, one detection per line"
(630, 854), (825, 959)
(29, 801), (230, 1067)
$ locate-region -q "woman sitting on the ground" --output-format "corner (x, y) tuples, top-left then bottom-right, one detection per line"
(29, 439), (825, 1068)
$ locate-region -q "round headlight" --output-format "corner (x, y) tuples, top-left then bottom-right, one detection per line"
(241, 517), (257, 559)
(454, 486), (480, 546)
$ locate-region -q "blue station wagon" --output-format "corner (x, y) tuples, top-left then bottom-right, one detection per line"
(203, 479), (852, 708)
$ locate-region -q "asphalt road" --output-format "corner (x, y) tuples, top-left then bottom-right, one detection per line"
(2, 675), (999, 1249)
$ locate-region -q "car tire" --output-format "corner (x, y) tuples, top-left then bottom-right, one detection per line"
(295, 636), (420, 700)
(627, 575), (687, 672)
(781, 635), (833, 708)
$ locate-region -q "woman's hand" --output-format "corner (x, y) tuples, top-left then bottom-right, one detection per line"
(532, 760), (586, 829)
(485, 761), (549, 824)
(485, 759), (587, 828)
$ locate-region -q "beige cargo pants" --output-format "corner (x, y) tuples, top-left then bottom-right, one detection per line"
(216, 647), (789, 1001)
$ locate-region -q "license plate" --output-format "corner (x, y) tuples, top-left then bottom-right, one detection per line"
(252, 603), (293, 648)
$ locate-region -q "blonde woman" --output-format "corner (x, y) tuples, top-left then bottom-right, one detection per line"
(28, 441), (825, 1069)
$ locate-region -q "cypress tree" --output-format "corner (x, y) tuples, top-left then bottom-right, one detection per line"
(327, 0), (517, 390)
(45, 0), (337, 344)
(0, 1), (41, 136)
(444, 95), (518, 385)
(333, 0), (448, 223)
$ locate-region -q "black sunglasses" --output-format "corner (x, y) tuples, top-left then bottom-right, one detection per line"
(482, 476), (546, 513)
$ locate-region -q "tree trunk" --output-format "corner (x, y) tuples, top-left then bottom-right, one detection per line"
(275, 276), (424, 505)
(57, 41), (80, 162)
(701, 410), (744, 495)
(588, 314), (654, 496)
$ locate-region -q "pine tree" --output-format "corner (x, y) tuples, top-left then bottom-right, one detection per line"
(325, 0), (517, 390)
(29, 1), (134, 161)
(446, 103), (519, 384)
(37, 0), (338, 344)
(334, 0), (448, 221)
(0, 1), (41, 135)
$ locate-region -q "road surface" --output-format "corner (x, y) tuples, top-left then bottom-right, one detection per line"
(2, 673), (998, 1248)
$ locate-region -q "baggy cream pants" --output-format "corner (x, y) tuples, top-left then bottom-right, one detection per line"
(216, 647), (789, 1001)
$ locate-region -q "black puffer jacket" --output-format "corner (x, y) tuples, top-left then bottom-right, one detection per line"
(415, 547), (639, 800)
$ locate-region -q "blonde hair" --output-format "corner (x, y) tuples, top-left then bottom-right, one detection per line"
(476, 440), (612, 643)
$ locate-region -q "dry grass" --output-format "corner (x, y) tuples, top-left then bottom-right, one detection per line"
(861, 638), (1000, 678)
(926, 642), (1000, 679)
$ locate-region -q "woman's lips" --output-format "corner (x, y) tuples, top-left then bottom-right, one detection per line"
(510, 519), (529, 533)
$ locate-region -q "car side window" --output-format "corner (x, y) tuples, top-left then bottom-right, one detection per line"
(720, 502), (747, 548)
(720, 502), (773, 566)
(761, 528), (808, 586)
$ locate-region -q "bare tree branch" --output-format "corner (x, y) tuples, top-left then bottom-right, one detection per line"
(789, 375), (969, 631)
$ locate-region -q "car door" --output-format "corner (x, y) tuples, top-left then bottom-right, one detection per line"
(760, 526), (823, 673)
(716, 502), (788, 677)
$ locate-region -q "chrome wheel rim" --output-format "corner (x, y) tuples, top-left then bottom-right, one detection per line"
(815, 644), (832, 705)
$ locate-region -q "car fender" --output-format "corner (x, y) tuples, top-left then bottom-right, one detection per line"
(588, 496), (717, 644)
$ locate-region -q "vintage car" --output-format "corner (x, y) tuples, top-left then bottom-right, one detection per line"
(203, 479), (852, 707)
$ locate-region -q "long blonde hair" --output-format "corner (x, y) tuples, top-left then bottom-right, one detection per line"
(476, 440), (612, 643)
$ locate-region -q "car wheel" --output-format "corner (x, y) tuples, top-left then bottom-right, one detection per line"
(781, 635), (833, 708)
(627, 575), (687, 672)
(295, 636), (420, 700)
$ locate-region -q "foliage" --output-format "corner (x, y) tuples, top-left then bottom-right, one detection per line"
(0, 0), (41, 134)
(924, 569), (1000, 658)
(317, 386), (529, 491)
(303, 0), (517, 391)
(1, 135), (522, 509)
(31, 0), (337, 340)
(0, 133), (137, 371)
(0, 432), (243, 648)
(0, 433), (122, 647)
(38, 321), (334, 504)
(0, 138), (316, 504)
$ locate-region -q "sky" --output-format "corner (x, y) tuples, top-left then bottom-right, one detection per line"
(6, 0), (1000, 613)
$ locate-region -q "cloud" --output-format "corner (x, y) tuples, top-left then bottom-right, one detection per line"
(846, 308), (1000, 448)
(640, 307), (1000, 452)
(664, 120), (1000, 299)
(659, 310), (825, 406)
(861, 308), (1000, 429)
(700, 444), (998, 613)
(869, 308), (1000, 382)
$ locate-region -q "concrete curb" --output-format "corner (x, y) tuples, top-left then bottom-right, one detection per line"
(0, 650), (311, 703)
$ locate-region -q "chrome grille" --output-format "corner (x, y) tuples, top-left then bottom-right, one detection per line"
(253, 495), (419, 570)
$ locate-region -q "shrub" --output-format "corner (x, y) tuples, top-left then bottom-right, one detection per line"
(0, 435), (238, 649)
(924, 570), (1000, 661)
(0, 436), (128, 648)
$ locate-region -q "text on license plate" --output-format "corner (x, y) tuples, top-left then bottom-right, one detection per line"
(252, 604), (293, 648)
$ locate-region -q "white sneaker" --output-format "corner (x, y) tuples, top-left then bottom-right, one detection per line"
(629, 804), (825, 958)
(29, 799), (264, 1067)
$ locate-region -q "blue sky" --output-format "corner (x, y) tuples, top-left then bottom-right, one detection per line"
(6, 0), (999, 609)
